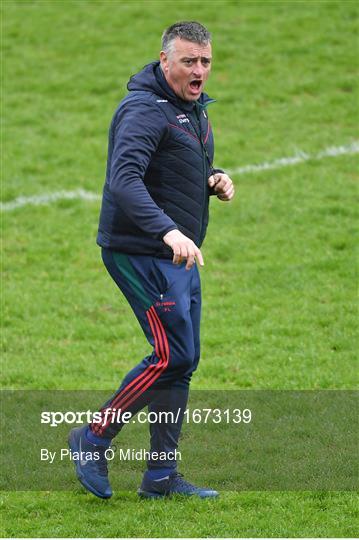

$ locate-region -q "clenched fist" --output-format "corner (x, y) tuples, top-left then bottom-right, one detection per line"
(208, 173), (235, 201)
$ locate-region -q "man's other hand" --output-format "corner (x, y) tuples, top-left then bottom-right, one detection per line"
(208, 173), (235, 201)
(163, 230), (204, 270)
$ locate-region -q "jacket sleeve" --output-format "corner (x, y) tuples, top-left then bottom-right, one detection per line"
(108, 100), (177, 239)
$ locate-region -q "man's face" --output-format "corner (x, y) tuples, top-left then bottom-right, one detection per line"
(160, 37), (212, 102)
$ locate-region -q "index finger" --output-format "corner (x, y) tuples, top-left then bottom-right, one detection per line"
(172, 244), (181, 265)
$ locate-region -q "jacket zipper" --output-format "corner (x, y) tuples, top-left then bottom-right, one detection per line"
(194, 103), (213, 246)
(185, 101), (215, 246)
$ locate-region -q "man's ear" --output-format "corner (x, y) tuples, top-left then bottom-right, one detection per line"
(160, 50), (169, 72)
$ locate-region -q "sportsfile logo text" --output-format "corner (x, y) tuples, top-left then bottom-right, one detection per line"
(40, 407), (252, 427)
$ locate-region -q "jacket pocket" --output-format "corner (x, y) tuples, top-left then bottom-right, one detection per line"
(150, 258), (171, 299)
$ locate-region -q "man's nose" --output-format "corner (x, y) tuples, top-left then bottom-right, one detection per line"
(192, 61), (205, 78)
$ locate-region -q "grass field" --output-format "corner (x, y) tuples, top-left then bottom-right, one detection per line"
(1, 0), (358, 537)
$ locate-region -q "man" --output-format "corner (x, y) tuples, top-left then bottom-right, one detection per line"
(69, 21), (234, 499)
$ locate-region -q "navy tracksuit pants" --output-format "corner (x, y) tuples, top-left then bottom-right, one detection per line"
(90, 248), (201, 469)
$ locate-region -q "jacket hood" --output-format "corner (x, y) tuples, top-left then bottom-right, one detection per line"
(127, 61), (215, 112)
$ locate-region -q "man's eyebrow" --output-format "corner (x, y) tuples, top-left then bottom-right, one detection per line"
(181, 56), (212, 61)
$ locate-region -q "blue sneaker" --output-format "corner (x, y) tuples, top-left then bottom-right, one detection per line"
(138, 471), (218, 499)
(68, 426), (112, 499)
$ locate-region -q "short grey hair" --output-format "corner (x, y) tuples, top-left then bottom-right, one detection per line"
(161, 21), (211, 55)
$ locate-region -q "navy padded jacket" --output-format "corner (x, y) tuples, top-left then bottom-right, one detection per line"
(97, 61), (222, 258)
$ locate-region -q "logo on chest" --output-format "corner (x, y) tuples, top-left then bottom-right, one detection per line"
(176, 114), (190, 124)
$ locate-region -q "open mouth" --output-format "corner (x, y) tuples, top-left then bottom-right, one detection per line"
(189, 80), (202, 92)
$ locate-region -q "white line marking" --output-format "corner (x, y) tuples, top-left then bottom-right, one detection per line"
(1, 188), (100, 211)
(226, 141), (359, 175)
(1, 142), (358, 212)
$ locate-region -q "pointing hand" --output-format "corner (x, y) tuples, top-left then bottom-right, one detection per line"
(163, 230), (204, 270)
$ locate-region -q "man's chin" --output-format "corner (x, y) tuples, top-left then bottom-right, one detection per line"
(182, 92), (201, 102)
